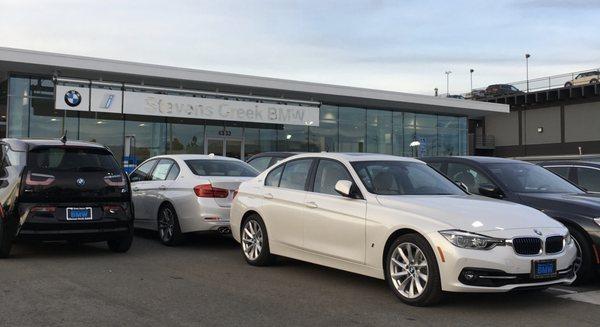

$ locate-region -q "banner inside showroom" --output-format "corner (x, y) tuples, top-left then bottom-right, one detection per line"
(55, 84), (320, 126)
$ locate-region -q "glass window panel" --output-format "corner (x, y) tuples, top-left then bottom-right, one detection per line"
(125, 116), (167, 164)
(8, 77), (29, 97)
(260, 128), (277, 152)
(29, 98), (78, 139)
(309, 105), (338, 152)
(415, 114), (437, 157)
(458, 117), (468, 155)
(313, 159), (351, 195)
(447, 162), (494, 194)
(7, 95), (29, 138)
(392, 112), (404, 156)
(79, 112), (124, 162)
(30, 77), (54, 98)
(166, 163), (180, 180)
(277, 125), (308, 152)
(403, 113), (416, 157)
(247, 156), (272, 172)
(130, 159), (157, 182)
(167, 119), (204, 154)
(576, 168), (600, 193)
(279, 159), (312, 190)
(265, 164), (283, 187)
(546, 166), (570, 180)
(151, 159), (174, 181)
(366, 109), (392, 154)
(437, 116), (459, 156)
(339, 107), (365, 152)
(244, 128), (261, 158)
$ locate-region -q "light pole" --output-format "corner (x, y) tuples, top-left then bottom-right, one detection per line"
(525, 53), (531, 93)
(469, 69), (474, 94)
(444, 71), (452, 97)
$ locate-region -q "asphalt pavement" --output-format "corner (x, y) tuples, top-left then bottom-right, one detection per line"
(1, 232), (599, 327)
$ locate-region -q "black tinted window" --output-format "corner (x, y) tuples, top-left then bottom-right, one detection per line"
(545, 166), (570, 180)
(28, 147), (120, 173)
(279, 159), (312, 191)
(313, 160), (352, 195)
(130, 160), (157, 182)
(576, 167), (600, 192)
(185, 160), (258, 177)
(166, 164), (180, 180)
(248, 157), (272, 172)
(486, 163), (583, 194)
(265, 165), (283, 187)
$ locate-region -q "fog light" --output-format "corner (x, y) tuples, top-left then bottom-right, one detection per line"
(463, 271), (476, 281)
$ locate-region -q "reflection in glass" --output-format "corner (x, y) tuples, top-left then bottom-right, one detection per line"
(277, 125), (308, 152)
(29, 98), (78, 139)
(392, 112), (404, 156)
(79, 112), (125, 160)
(167, 119), (204, 154)
(366, 109), (392, 154)
(309, 105), (338, 152)
(437, 116), (459, 156)
(124, 115), (167, 164)
(339, 107), (365, 152)
(415, 114), (438, 157)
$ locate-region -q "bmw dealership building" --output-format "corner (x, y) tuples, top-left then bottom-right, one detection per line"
(0, 47), (507, 168)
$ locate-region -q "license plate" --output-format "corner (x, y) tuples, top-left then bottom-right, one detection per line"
(66, 207), (93, 221)
(531, 259), (557, 279)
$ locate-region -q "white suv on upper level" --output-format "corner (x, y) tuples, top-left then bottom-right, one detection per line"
(565, 71), (600, 87)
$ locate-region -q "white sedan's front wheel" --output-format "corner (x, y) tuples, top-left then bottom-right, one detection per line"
(241, 214), (275, 266)
(385, 234), (442, 306)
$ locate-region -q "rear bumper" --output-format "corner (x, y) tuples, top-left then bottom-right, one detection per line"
(176, 197), (231, 233)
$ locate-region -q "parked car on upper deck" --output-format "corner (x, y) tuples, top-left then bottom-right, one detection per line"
(130, 154), (258, 245)
(485, 84), (523, 97)
(422, 156), (600, 284)
(231, 153), (576, 306)
(540, 161), (600, 194)
(564, 71), (600, 87)
(0, 138), (134, 257)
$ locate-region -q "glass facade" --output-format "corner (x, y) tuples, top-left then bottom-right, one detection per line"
(4, 75), (468, 166)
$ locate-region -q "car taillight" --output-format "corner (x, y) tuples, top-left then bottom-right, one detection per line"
(194, 184), (229, 198)
(31, 206), (56, 213)
(25, 172), (55, 186)
(102, 205), (123, 214)
(104, 174), (126, 187)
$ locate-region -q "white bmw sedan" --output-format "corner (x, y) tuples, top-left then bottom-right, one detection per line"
(230, 153), (577, 306)
(130, 154), (258, 245)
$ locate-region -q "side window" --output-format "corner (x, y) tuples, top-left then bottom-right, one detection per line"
(427, 162), (443, 172)
(166, 163), (180, 180)
(152, 159), (174, 181)
(447, 162), (494, 194)
(576, 167), (600, 193)
(279, 159), (313, 191)
(313, 160), (352, 196)
(545, 166), (570, 180)
(248, 157), (272, 172)
(265, 165), (284, 187)
(130, 160), (156, 182)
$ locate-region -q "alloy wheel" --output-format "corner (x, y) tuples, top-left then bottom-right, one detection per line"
(158, 208), (175, 242)
(572, 237), (583, 276)
(389, 242), (429, 299)
(242, 220), (263, 261)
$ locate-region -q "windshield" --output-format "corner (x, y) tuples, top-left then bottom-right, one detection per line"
(185, 159), (258, 177)
(27, 146), (121, 173)
(486, 163), (583, 194)
(351, 161), (465, 195)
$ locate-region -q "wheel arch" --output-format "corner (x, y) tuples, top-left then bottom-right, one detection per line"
(382, 228), (424, 270)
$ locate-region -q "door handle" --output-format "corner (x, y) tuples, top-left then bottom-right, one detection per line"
(159, 185), (167, 191)
(133, 187), (139, 192)
(305, 201), (318, 209)
(263, 193), (274, 199)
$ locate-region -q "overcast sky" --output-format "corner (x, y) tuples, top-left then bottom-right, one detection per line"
(1, 0), (599, 95)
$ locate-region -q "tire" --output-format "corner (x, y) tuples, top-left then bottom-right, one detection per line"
(240, 214), (275, 266)
(107, 229), (133, 253)
(157, 204), (184, 246)
(569, 227), (593, 285)
(0, 222), (13, 258)
(385, 233), (442, 306)
(564, 82), (572, 88)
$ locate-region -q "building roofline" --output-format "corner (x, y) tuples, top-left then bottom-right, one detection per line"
(0, 46), (509, 116)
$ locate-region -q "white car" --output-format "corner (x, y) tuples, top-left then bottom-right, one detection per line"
(565, 71), (600, 87)
(130, 154), (258, 245)
(230, 153), (577, 306)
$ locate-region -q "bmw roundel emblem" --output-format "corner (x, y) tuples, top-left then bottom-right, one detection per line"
(533, 229), (542, 236)
(64, 90), (82, 107)
(76, 178), (86, 187)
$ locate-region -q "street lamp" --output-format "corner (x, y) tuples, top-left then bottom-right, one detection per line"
(525, 53), (531, 93)
(469, 69), (474, 94)
(444, 71), (452, 97)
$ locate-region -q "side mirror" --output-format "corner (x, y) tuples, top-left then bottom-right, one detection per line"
(455, 181), (469, 193)
(478, 184), (503, 199)
(334, 180), (354, 198)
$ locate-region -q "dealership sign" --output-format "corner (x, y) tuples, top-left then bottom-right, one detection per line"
(55, 84), (320, 126)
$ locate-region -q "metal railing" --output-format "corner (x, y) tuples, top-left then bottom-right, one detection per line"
(461, 67), (600, 100)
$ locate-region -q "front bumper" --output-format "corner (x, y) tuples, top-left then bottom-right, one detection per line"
(428, 232), (577, 293)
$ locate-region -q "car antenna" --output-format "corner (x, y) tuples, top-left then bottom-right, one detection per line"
(59, 131), (67, 144)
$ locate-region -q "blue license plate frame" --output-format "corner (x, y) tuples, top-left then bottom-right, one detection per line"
(66, 207), (93, 221)
(531, 259), (557, 279)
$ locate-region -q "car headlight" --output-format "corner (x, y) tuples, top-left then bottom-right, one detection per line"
(439, 230), (505, 250)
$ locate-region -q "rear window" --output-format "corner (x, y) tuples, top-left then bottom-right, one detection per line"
(185, 159), (258, 177)
(27, 146), (121, 173)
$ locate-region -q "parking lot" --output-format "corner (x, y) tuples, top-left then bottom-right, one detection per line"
(2, 232), (600, 327)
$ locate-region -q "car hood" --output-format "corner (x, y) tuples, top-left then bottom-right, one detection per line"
(376, 194), (563, 233)
(517, 192), (600, 218)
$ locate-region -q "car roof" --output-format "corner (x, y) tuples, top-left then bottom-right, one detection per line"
(149, 154), (243, 161)
(422, 156), (530, 164)
(247, 152), (299, 160)
(283, 152), (423, 163)
(539, 161), (600, 168)
(1, 138), (108, 151)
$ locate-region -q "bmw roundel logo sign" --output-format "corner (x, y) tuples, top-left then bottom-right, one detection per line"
(64, 90), (82, 107)
(76, 178), (86, 187)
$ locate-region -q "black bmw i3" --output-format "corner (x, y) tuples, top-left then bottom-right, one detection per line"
(0, 138), (134, 257)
